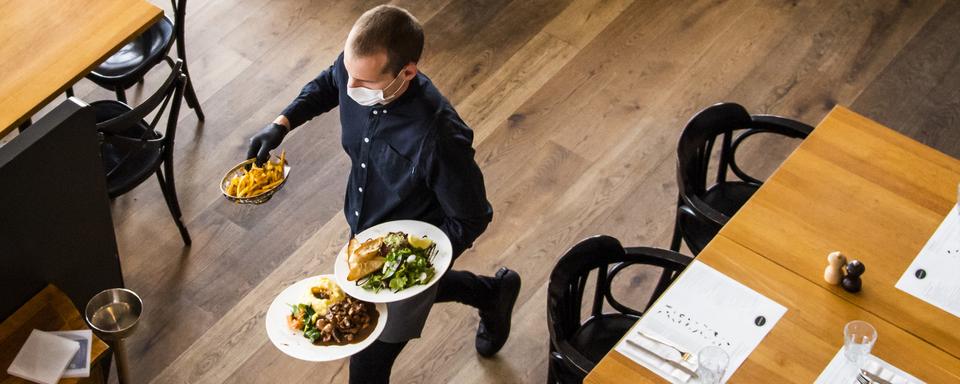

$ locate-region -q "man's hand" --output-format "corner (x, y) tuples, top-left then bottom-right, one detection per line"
(247, 123), (289, 165)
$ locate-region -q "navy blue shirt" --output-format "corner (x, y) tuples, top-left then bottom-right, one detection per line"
(281, 53), (493, 258)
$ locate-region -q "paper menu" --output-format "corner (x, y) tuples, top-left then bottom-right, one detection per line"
(895, 204), (960, 318)
(48, 330), (92, 378)
(814, 348), (924, 384)
(614, 261), (787, 383)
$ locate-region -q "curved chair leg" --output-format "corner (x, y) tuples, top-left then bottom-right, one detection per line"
(180, 62), (205, 121)
(547, 351), (558, 384)
(156, 168), (191, 246)
(547, 360), (557, 384)
(176, 24), (205, 122)
(184, 77), (205, 121)
(115, 86), (127, 103)
(669, 212), (683, 252)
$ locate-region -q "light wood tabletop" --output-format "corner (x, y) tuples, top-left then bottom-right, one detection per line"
(0, 285), (109, 384)
(0, 0), (162, 136)
(586, 106), (960, 383)
(585, 236), (960, 383)
(718, 106), (960, 359)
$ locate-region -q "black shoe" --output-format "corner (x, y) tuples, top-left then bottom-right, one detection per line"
(476, 267), (521, 357)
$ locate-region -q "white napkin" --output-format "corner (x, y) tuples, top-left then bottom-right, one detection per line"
(618, 333), (695, 383)
(814, 348), (924, 384)
(628, 331), (698, 369)
(6, 329), (80, 384)
(895, 204), (960, 318)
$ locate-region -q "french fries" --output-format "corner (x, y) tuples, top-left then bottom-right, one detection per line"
(226, 150), (286, 198)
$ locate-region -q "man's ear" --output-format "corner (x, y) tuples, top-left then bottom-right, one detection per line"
(401, 62), (418, 80)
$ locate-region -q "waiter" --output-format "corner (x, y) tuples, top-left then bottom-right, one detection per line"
(246, 5), (521, 383)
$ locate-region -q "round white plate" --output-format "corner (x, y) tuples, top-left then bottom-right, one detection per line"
(334, 220), (452, 303)
(265, 274), (387, 361)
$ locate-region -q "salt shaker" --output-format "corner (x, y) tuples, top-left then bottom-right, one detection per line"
(824, 251), (846, 285)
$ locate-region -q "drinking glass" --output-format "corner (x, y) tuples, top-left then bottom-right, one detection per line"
(697, 346), (729, 384)
(843, 320), (877, 365)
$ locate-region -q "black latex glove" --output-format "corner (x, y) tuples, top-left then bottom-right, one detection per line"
(246, 123), (288, 166)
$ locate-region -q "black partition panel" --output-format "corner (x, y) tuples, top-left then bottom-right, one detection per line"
(0, 99), (124, 320)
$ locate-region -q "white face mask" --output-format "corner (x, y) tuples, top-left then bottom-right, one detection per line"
(347, 71), (406, 106)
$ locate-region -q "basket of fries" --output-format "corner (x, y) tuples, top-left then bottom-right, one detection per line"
(220, 151), (290, 204)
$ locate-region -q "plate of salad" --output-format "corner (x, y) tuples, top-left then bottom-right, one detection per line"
(265, 274), (388, 361)
(334, 220), (452, 303)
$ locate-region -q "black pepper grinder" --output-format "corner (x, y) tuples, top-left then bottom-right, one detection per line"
(841, 260), (865, 293)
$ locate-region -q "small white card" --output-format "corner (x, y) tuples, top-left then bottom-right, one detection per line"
(6, 329), (80, 384)
(815, 348), (923, 384)
(615, 261), (787, 383)
(48, 330), (92, 378)
(895, 204), (960, 318)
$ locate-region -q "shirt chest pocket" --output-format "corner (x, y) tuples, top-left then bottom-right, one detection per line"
(373, 141), (417, 198)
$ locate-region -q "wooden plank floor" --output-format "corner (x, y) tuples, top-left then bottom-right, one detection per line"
(13, 0), (960, 382)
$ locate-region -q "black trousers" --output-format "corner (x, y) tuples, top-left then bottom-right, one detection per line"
(348, 269), (495, 384)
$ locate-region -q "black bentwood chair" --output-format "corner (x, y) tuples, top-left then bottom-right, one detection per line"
(94, 57), (191, 246)
(71, 0), (204, 121)
(670, 102), (813, 255)
(547, 235), (691, 383)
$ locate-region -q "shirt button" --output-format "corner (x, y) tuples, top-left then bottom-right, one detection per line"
(373, 110), (378, 115)
(361, 163), (366, 168)
(354, 211), (359, 217)
(364, 137), (369, 143)
(358, 187), (363, 193)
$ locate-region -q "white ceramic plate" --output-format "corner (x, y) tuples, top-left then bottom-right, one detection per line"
(265, 274), (387, 361)
(333, 220), (452, 303)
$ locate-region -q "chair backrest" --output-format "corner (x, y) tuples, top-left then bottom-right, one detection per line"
(96, 58), (185, 175)
(676, 102), (812, 226)
(547, 236), (690, 371)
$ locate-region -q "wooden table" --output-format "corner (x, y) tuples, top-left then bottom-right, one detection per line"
(0, 0), (162, 135)
(717, 106), (960, 358)
(586, 237), (960, 383)
(0, 285), (110, 384)
(586, 106), (960, 382)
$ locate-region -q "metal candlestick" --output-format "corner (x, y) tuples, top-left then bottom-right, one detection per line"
(84, 288), (143, 384)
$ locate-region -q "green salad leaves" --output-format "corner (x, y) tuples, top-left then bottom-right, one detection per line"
(359, 232), (436, 293)
(292, 303), (322, 343)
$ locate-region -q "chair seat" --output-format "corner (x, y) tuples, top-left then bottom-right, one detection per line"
(680, 181), (758, 252)
(702, 181), (757, 215)
(569, 314), (638, 364)
(93, 101), (163, 197)
(87, 16), (174, 88)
